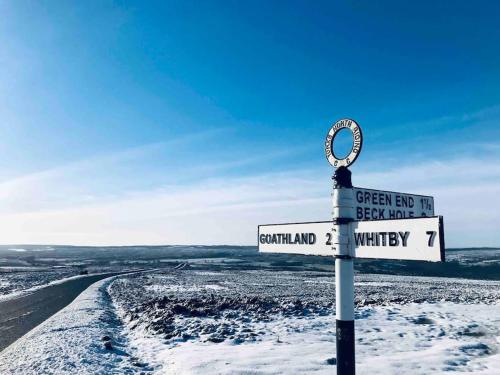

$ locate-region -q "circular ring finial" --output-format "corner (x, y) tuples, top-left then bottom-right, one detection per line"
(325, 118), (363, 168)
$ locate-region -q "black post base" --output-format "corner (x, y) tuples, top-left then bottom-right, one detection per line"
(336, 319), (355, 375)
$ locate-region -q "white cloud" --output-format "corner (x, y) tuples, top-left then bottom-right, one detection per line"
(0, 171), (329, 245)
(0, 152), (499, 247)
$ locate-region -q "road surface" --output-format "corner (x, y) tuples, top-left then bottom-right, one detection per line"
(0, 272), (125, 352)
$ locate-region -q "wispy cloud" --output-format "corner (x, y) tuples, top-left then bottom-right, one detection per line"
(0, 169), (328, 245)
(1, 148), (499, 247)
(383, 104), (500, 133)
(0, 127), (231, 213)
(2, 101), (500, 247)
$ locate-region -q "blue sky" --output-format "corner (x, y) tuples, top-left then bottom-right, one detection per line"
(1, 1), (499, 246)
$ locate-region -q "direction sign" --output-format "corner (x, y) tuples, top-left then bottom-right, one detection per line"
(259, 221), (333, 257)
(258, 216), (444, 261)
(348, 187), (434, 221)
(352, 216), (444, 261)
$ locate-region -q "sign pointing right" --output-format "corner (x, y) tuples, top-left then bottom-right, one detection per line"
(352, 216), (444, 261)
(347, 187), (434, 221)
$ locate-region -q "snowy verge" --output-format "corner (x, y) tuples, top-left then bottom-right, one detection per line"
(0, 275), (145, 375)
(122, 302), (500, 374)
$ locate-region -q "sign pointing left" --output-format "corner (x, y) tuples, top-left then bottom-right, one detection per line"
(258, 221), (334, 257)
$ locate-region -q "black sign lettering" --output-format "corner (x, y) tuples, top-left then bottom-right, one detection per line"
(380, 232), (387, 246)
(357, 207), (363, 219)
(356, 190), (363, 204)
(389, 232), (398, 246)
(354, 231), (411, 247)
(399, 231), (409, 247)
(354, 232), (365, 246)
(260, 233), (317, 245)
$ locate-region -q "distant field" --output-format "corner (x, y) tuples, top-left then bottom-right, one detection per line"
(1, 246), (499, 299)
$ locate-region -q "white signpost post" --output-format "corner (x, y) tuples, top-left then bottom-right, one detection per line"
(258, 118), (446, 375)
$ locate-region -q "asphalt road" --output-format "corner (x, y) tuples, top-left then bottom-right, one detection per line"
(0, 272), (124, 352)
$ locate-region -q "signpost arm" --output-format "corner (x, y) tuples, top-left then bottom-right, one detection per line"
(332, 166), (355, 375)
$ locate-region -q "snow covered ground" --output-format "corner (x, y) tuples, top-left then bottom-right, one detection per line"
(1, 268), (499, 374)
(123, 302), (500, 374)
(0, 275), (148, 374)
(109, 270), (500, 374)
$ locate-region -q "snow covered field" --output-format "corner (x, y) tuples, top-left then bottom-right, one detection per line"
(1, 257), (499, 374)
(108, 270), (500, 374)
(122, 302), (500, 374)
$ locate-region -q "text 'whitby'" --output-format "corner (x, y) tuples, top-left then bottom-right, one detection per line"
(354, 231), (410, 247)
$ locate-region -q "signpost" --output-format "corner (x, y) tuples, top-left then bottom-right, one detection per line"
(259, 216), (444, 262)
(257, 118), (446, 375)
